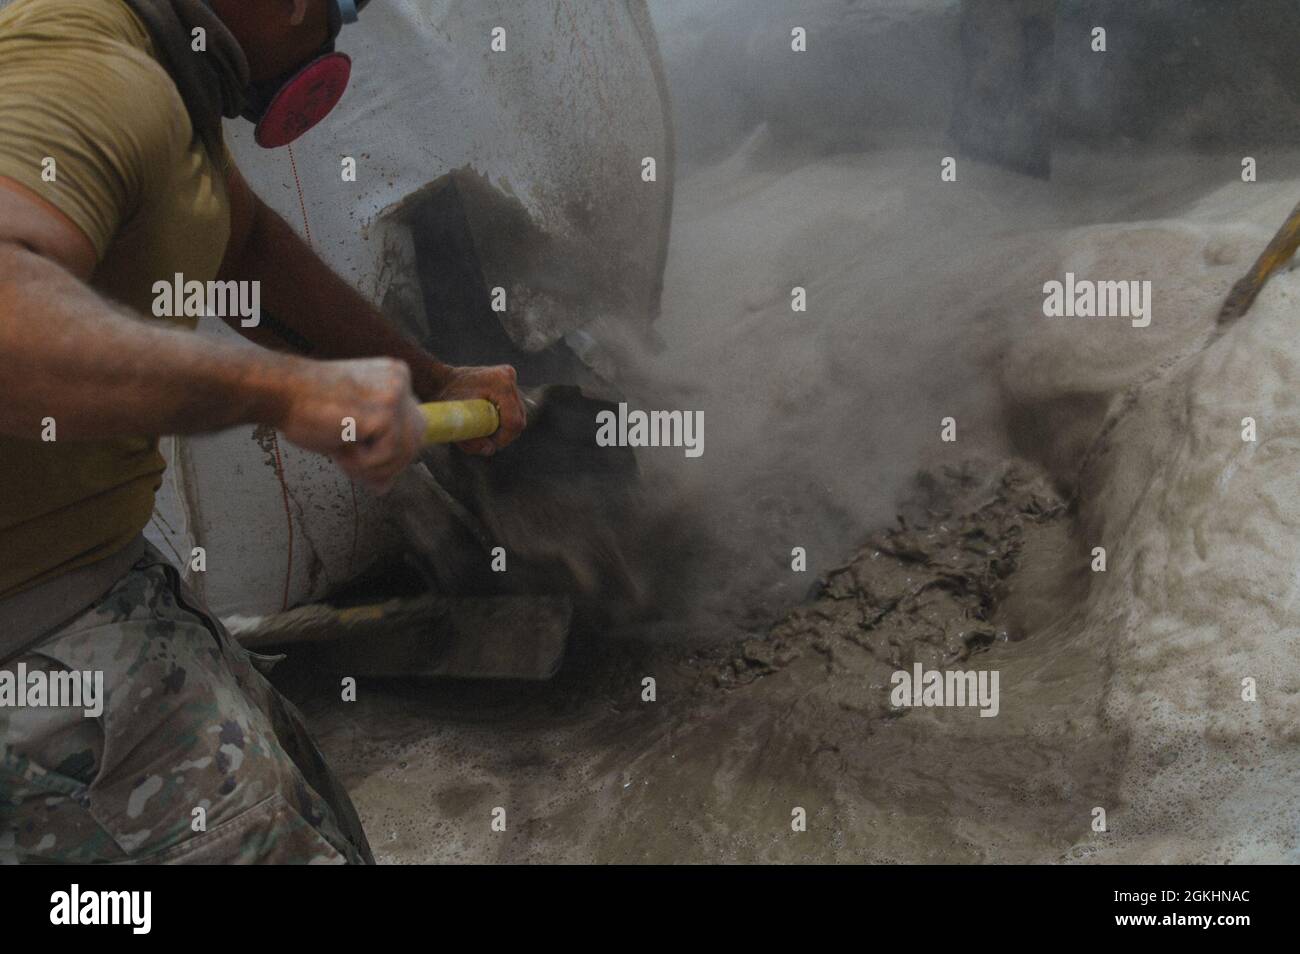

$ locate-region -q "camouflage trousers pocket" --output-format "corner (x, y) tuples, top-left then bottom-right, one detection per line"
(134, 793), (347, 865)
(2, 548), (372, 864)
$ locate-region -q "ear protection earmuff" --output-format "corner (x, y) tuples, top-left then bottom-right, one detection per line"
(240, 0), (371, 148)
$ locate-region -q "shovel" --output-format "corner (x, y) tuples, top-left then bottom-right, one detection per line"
(233, 389), (641, 680)
(395, 385), (642, 603)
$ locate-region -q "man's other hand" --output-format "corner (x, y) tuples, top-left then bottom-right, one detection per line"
(432, 364), (527, 456)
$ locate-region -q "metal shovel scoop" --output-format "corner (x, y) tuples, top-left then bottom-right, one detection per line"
(235, 387), (641, 680)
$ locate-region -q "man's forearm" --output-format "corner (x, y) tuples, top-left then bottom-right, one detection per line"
(223, 199), (452, 399)
(0, 242), (303, 440)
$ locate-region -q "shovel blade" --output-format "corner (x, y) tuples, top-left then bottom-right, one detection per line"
(339, 595), (572, 680)
(230, 594), (572, 681)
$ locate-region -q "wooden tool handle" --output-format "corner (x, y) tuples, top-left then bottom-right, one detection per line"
(419, 399), (499, 445)
(1219, 198), (1300, 325)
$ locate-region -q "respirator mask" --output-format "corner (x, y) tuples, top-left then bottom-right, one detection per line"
(237, 0), (370, 148)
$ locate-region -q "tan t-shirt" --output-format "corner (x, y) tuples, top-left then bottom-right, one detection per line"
(0, 0), (232, 597)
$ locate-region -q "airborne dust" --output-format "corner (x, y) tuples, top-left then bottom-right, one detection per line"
(281, 0), (1300, 863)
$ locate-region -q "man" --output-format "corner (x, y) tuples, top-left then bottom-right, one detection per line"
(0, 0), (527, 863)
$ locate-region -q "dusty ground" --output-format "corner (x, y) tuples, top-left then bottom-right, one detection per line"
(277, 458), (1102, 863)
(275, 142), (1300, 863)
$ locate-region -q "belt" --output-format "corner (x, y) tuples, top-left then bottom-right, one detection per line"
(0, 536), (147, 664)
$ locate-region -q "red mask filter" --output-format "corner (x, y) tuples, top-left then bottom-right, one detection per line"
(250, 52), (353, 149)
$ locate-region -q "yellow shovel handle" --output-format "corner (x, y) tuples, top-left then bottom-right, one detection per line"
(418, 399), (500, 446)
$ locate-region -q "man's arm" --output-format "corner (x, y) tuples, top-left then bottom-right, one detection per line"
(0, 179), (424, 493)
(219, 168), (526, 456)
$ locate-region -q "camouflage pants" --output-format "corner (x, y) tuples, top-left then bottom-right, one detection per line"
(0, 546), (373, 864)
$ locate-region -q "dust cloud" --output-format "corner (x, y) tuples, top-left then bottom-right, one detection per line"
(291, 0), (1300, 863)
(608, 0), (998, 634)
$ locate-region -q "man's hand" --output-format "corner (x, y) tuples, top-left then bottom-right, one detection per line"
(220, 174), (527, 460)
(276, 357), (425, 494)
(431, 364), (528, 456)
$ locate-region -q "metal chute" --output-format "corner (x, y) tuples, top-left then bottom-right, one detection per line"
(149, 0), (675, 620)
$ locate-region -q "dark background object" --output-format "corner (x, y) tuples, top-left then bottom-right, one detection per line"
(951, 0), (1056, 178)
